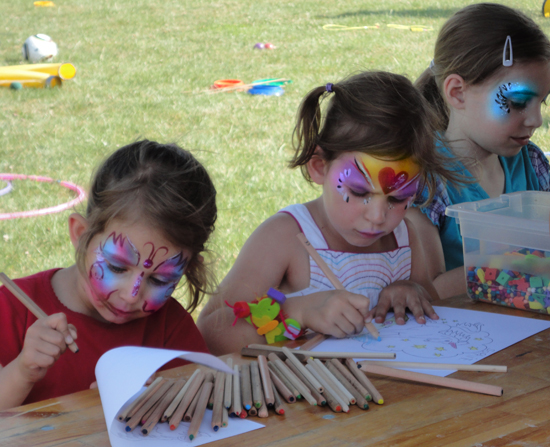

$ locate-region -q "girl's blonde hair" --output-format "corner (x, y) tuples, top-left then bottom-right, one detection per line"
(290, 70), (461, 203)
(77, 140), (217, 313)
(416, 3), (550, 130)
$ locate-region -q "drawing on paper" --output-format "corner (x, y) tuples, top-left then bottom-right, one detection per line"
(345, 315), (494, 361)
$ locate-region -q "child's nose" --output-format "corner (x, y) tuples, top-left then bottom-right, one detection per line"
(122, 272), (144, 303)
(525, 103), (543, 129)
(365, 196), (387, 224)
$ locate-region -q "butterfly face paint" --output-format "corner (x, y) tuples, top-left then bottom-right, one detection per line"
(88, 231), (187, 318)
(491, 82), (538, 119)
(333, 153), (420, 209)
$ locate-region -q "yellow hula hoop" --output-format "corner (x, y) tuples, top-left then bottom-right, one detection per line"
(322, 24), (380, 31)
(386, 23), (433, 32)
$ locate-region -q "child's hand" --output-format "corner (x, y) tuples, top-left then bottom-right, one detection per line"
(366, 280), (439, 325)
(295, 290), (371, 338)
(16, 313), (77, 384)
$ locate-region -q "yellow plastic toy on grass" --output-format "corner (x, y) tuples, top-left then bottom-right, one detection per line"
(0, 62), (76, 89)
(544, 0), (550, 17)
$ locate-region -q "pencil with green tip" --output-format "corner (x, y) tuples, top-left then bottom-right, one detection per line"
(187, 376), (213, 441)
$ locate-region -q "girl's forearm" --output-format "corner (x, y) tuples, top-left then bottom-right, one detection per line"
(0, 360), (34, 411)
(434, 267), (467, 299)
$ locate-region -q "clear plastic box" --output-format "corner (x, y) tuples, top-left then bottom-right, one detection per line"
(446, 191), (550, 314)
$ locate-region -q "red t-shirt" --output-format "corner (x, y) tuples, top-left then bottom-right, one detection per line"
(0, 269), (209, 405)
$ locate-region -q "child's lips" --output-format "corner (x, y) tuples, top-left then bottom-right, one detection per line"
(357, 229), (384, 238)
(510, 135), (531, 146)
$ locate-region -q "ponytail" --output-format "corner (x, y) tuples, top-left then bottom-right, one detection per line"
(415, 67), (449, 131)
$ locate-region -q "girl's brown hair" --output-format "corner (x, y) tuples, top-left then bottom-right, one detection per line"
(290, 70), (461, 203)
(416, 3), (550, 130)
(77, 140), (217, 313)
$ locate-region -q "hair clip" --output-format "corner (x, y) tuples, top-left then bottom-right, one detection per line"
(429, 59), (434, 69)
(325, 83), (334, 93)
(503, 35), (513, 67)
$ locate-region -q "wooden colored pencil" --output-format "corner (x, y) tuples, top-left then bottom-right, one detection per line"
(268, 360), (301, 399)
(187, 378), (213, 441)
(0, 272), (80, 353)
(169, 369), (205, 430)
(141, 395), (164, 425)
(240, 363), (253, 411)
(330, 359), (371, 401)
(357, 360), (508, 373)
(299, 333), (329, 351)
(183, 383), (201, 422)
(326, 361), (369, 409)
(162, 370), (198, 422)
(295, 234), (381, 341)
(125, 378), (168, 421)
(305, 364), (342, 413)
(271, 381), (286, 415)
(282, 346), (324, 393)
(277, 359), (317, 406)
(268, 366), (295, 403)
(257, 386), (269, 418)
(233, 365), (243, 416)
(222, 407), (229, 427)
(360, 363), (504, 397)
(314, 359), (355, 405)
(250, 361), (263, 409)
(244, 344), (395, 360)
(307, 359), (349, 412)
(207, 383), (215, 409)
(224, 358), (233, 409)
(345, 358), (384, 404)
(142, 379), (184, 434)
(285, 359), (325, 406)
(257, 355), (275, 406)
(126, 379), (172, 432)
(248, 405), (258, 416)
(117, 376), (164, 421)
(232, 364), (241, 415)
(267, 353), (309, 399)
(211, 371), (225, 431)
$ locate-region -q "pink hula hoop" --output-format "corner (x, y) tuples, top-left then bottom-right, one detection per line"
(0, 174), (87, 220)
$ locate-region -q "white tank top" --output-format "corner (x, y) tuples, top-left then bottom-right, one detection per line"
(280, 204), (412, 309)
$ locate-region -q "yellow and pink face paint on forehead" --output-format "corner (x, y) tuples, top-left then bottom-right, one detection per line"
(332, 152), (421, 206)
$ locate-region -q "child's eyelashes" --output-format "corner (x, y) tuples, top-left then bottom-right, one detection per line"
(149, 276), (171, 287)
(509, 100), (528, 111)
(348, 188), (370, 198)
(107, 263), (126, 274)
(388, 195), (410, 204)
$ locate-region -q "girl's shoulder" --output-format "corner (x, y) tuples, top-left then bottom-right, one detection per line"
(525, 143), (550, 191)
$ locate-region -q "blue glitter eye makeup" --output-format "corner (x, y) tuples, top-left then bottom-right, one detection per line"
(493, 82), (537, 116)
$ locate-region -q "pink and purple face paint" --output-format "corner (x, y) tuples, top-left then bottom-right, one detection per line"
(89, 232), (187, 313)
(334, 153), (420, 208)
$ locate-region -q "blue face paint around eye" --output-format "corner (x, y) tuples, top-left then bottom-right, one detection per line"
(492, 82), (537, 118)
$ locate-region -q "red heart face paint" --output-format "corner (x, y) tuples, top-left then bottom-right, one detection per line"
(87, 227), (188, 323)
(334, 153), (420, 209)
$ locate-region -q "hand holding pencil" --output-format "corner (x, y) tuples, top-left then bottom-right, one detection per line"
(0, 272), (79, 384)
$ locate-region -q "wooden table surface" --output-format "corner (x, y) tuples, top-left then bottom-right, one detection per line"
(2, 296), (550, 447)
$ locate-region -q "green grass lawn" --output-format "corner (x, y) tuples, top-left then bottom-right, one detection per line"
(1, 0), (549, 313)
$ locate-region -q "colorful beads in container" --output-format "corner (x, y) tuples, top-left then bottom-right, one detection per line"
(467, 248), (550, 314)
(226, 288), (303, 343)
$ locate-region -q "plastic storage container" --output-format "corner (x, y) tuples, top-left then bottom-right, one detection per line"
(446, 191), (550, 314)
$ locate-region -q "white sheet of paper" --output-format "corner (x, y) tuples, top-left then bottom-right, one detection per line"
(313, 306), (550, 376)
(95, 346), (264, 446)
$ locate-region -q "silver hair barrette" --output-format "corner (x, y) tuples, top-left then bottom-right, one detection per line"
(503, 35), (513, 67)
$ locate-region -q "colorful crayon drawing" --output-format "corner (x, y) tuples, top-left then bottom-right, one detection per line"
(352, 316), (493, 361)
(313, 306), (550, 377)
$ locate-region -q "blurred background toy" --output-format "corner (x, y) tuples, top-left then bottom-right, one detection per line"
(0, 62), (76, 89)
(22, 34), (58, 63)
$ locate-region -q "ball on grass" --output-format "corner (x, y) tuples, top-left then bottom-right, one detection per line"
(22, 34), (58, 63)
(10, 82), (22, 90)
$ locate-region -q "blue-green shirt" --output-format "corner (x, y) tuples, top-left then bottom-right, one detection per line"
(418, 142), (550, 270)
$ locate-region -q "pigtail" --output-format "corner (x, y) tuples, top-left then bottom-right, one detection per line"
(415, 67), (449, 131)
(289, 85), (329, 182)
